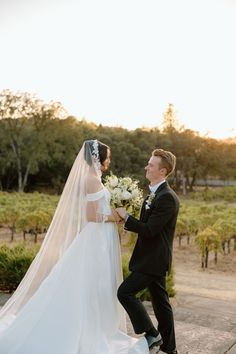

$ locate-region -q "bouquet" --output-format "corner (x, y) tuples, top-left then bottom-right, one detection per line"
(104, 173), (143, 217)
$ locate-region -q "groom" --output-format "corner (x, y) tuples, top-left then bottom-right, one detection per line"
(116, 148), (179, 354)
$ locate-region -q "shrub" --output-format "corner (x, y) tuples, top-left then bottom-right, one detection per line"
(188, 186), (236, 202)
(0, 244), (176, 299)
(0, 243), (39, 293)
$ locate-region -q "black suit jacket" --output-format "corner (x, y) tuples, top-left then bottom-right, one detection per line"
(124, 181), (179, 276)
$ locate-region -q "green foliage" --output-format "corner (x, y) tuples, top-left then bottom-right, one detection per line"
(177, 199), (236, 267)
(0, 180), (236, 294)
(0, 192), (58, 242)
(1, 90), (236, 193)
(122, 254), (175, 300)
(189, 186), (236, 202)
(166, 268), (176, 297)
(0, 243), (39, 292)
(195, 226), (221, 253)
(195, 226), (222, 269)
(0, 89), (67, 192)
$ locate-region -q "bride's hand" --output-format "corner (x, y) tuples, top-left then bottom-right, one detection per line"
(111, 209), (123, 223)
(115, 207), (127, 219)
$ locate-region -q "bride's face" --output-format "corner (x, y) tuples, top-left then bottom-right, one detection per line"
(101, 149), (111, 172)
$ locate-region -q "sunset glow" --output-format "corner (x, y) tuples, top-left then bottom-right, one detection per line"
(0, 0), (235, 139)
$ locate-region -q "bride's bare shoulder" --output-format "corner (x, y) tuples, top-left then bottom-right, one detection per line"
(86, 175), (103, 194)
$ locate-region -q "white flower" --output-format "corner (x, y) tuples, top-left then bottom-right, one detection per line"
(131, 189), (139, 198)
(146, 192), (156, 207)
(122, 177), (132, 184)
(109, 176), (119, 187)
(104, 173), (143, 216)
(121, 191), (132, 200)
(112, 187), (122, 195)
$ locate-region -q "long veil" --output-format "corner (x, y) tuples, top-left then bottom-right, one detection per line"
(0, 140), (107, 321)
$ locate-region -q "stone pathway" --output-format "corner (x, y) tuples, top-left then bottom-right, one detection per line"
(139, 294), (236, 354)
(1, 279), (236, 353)
(125, 266), (236, 354)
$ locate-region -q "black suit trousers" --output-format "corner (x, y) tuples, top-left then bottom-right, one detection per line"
(117, 271), (176, 353)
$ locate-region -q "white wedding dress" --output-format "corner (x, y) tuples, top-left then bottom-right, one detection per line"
(0, 187), (149, 354)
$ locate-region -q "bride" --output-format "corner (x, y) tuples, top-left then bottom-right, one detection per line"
(0, 140), (149, 354)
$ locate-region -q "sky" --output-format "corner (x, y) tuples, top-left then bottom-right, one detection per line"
(0, 0), (236, 139)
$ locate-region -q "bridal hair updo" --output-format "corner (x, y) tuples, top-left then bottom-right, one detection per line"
(152, 148), (176, 177)
(84, 140), (110, 167)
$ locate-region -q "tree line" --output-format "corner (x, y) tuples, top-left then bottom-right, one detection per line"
(1, 89), (236, 193)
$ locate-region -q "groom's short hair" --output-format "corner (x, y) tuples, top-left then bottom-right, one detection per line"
(152, 149), (176, 177)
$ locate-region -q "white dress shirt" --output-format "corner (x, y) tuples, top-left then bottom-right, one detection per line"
(149, 179), (166, 194)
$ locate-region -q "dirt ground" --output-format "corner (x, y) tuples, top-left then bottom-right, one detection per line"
(121, 231), (236, 302)
(173, 235), (236, 275)
(121, 230), (236, 274)
(0, 228), (45, 244)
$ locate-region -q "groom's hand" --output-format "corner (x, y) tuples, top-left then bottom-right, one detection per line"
(116, 207), (127, 219)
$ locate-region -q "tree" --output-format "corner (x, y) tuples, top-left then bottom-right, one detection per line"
(195, 226), (221, 268)
(161, 103), (181, 134)
(0, 127), (15, 190)
(1, 92), (236, 193)
(0, 90), (67, 192)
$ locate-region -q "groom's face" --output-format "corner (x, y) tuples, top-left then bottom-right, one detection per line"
(145, 156), (165, 182)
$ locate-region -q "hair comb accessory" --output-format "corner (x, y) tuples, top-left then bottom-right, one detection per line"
(91, 139), (101, 173)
